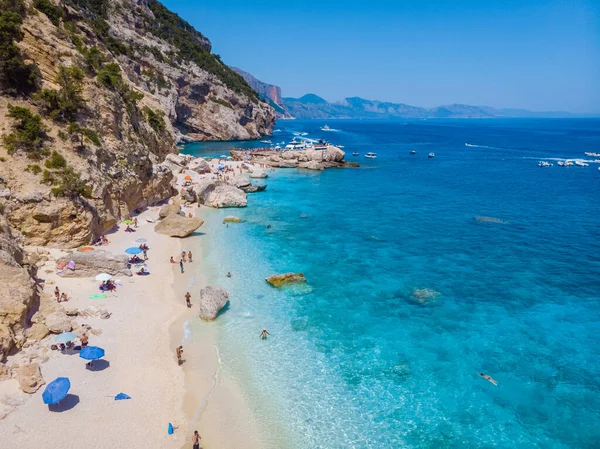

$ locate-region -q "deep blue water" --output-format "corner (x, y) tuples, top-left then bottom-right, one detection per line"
(184, 119), (600, 449)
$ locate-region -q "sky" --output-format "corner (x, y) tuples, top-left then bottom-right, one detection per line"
(160, 0), (600, 113)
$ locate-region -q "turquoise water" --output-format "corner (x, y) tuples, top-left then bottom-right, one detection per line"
(184, 119), (600, 449)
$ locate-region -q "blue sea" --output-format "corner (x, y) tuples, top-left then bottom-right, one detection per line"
(183, 119), (600, 449)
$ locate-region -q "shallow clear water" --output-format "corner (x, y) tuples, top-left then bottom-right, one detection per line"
(184, 119), (600, 449)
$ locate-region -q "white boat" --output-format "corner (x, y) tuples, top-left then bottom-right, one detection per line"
(260, 140), (271, 144)
(321, 125), (331, 131)
(285, 141), (308, 150)
(575, 160), (589, 167)
(584, 152), (600, 157)
(565, 160), (574, 166)
(352, 152), (359, 156)
(410, 150), (416, 155)
(428, 153), (435, 158)
(364, 152), (377, 159)
(557, 161), (565, 166)
(538, 161), (552, 167)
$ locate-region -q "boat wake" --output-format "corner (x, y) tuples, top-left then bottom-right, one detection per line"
(465, 143), (509, 150)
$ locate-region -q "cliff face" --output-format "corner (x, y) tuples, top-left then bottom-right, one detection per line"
(231, 67), (292, 119)
(0, 0), (274, 247)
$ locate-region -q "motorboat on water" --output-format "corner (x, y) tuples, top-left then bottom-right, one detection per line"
(538, 161), (552, 167)
(574, 160), (589, 167)
(285, 141), (308, 150)
(428, 153), (435, 158)
(410, 150), (416, 155)
(365, 152), (377, 159)
(557, 161), (565, 166)
(564, 160), (574, 166)
(352, 152), (359, 156)
(321, 125), (331, 131)
(584, 152), (600, 157)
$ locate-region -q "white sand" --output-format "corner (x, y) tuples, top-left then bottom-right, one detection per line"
(0, 206), (188, 448)
(1, 160), (273, 449)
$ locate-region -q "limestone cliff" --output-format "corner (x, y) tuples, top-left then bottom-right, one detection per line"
(231, 67), (292, 119)
(0, 0), (275, 247)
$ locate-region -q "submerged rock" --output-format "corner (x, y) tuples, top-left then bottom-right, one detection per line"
(198, 286), (229, 321)
(266, 273), (307, 288)
(223, 216), (242, 223)
(154, 214), (204, 238)
(474, 216), (507, 224)
(409, 288), (441, 306)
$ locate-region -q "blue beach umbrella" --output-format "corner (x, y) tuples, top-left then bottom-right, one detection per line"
(43, 377), (71, 405)
(80, 346), (105, 361)
(55, 332), (77, 344)
(125, 247), (143, 255)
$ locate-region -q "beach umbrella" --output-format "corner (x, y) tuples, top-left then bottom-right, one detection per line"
(42, 377), (70, 405)
(115, 393), (131, 401)
(220, 154), (227, 159)
(80, 346), (105, 361)
(55, 332), (77, 343)
(95, 273), (112, 281)
(134, 238), (147, 244)
(123, 219), (133, 225)
(125, 247), (143, 255)
(184, 175), (192, 181)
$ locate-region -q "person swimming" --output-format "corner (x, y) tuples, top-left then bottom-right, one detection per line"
(226, 272), (232, 278)
(478, 373), (499, 386)
(259, 328), (270, 340)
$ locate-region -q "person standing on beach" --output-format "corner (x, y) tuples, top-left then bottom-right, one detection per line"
(180, 259), (184, 274)
(133, 217), (138, 228)
(185, 292), (191, 308)
(181, 251), (187, 263)
(192, 430), (201, 449)
(176, 346), (183, 365)
(143, 249), (148, 260)
(188, 251), (193, 262)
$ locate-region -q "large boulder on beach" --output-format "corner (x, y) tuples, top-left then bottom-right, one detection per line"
(154, 214), (204, 237)
(161, 154), (188, 172)
(159, 203), (182, 219)
(26, 323), (49, 342)
(44, 312), (73, 333)
(299, 161), (325, 171)
(249, 168), (268, 178)
(196, 183), (247, 208)
(266, 273), (307, 288)
(198, 286), (229, 321)
(17, 363), (45, 394)
(228, 176), (251, 189)
(188, 157), (210, 173)
(241, 184), (267, 193)
(56, 250), (131, 277)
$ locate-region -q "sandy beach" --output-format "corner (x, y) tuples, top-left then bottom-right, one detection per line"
(0, 159), (271, 449)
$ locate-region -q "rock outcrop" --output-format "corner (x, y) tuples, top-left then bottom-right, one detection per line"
(188, 158), (210, 173)
(241, 184), (267, 193)
(154, 215), (204, 237)
(299, 161), (325, 171)
(232, 146), (347, 170)
(0, 0), (274, 248)
(198, 286), (229, 321)
(25, 323), (50, 342)
(56, 251), (132, 278)
(17, 363), (45, 394)
(266, 273), (307, 288)
(0, 215), (39, 361)
(249, 169), (268, 179)
(193, 182), (247, 208)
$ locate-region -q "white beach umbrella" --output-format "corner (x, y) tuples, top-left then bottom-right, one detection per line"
(95, 273), (112, 281)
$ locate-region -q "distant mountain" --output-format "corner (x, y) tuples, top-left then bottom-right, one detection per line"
(231, 68), (292, 118)
(281, 95), (581, 119)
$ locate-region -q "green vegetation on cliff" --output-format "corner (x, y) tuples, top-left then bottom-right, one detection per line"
(0, 0), (39, 95)
(3, 105), (48, 159)
(147, 0), (258, 101)
(34, 66), (86, 122)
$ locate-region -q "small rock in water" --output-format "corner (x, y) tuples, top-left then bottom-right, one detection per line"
(265, 273), (307, 288)
(474, 216), (507, 224)
(409, 288), (442, 306)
